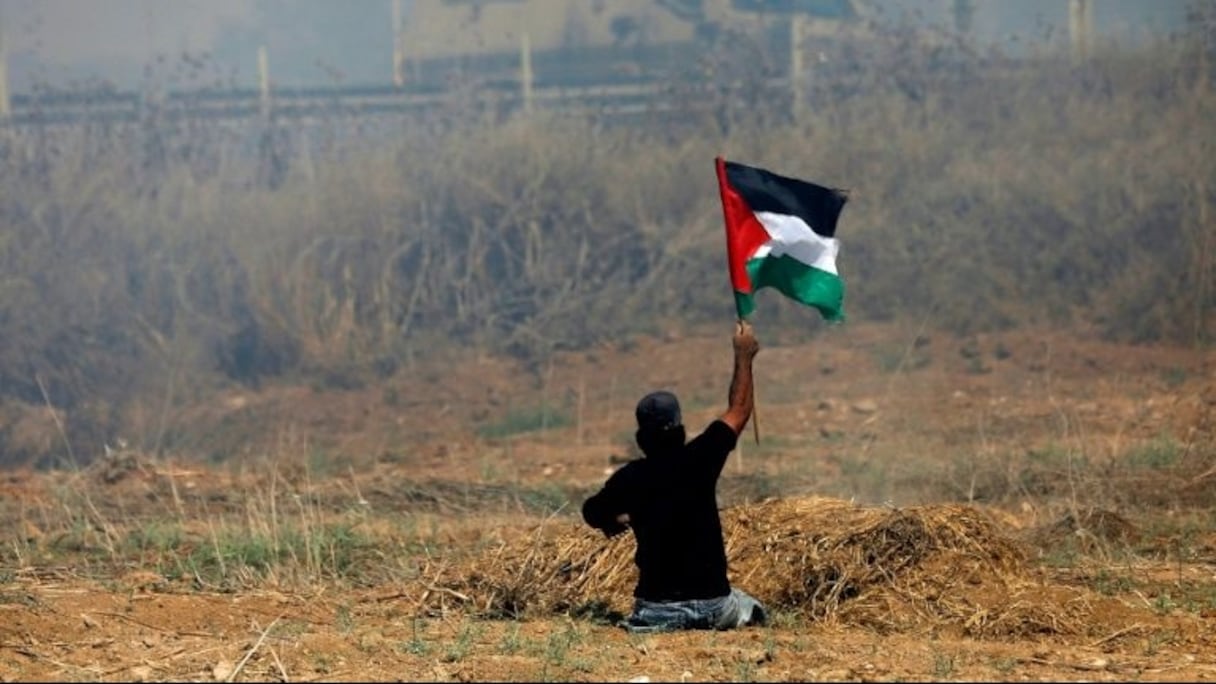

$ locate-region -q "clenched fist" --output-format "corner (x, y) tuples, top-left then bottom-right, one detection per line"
(733, 320), (759, 359)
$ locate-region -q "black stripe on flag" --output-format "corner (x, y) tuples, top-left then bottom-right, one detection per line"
(723, 160), (848, 238)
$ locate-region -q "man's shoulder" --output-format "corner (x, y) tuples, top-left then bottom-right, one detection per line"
(685, 419), (737, 455)
(695, 419), (737, 443)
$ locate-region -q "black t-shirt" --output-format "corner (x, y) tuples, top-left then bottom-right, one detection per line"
(581, 420), (738, 601)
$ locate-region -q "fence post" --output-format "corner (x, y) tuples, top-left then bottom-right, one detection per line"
(951, 0), (975, 36)
(0, 22), (9, 120)
(789, 14), (803, 121)
(1068, 0), (1092, 61)
(520, 32), (533, 115)
(258, 45), (272, 119)
(392, 0), (404, 87)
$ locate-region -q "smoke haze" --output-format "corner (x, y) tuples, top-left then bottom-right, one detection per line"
(0, 0), (1192, 92)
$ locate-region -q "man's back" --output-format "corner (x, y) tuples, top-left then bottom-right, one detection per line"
(581, 322), (765, 632)
(582, 420), (737, 601)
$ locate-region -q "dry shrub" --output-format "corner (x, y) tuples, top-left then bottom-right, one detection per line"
(431, 496), (1148, 639)
(1026, 509), (1142, 553)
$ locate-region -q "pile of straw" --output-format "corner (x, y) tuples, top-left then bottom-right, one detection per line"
(428, 496), (1114, 638)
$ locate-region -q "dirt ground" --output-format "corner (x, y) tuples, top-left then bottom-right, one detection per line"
(2, 321), (1215, 682)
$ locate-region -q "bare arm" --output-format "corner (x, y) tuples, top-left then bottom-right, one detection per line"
(719, 320), (759, 435)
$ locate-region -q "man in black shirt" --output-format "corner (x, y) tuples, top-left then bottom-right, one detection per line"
(581, 320), (767, 633)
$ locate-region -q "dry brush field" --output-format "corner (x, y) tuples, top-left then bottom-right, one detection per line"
(2, 321), (1215, 682)
(2, 17), (1215, 682)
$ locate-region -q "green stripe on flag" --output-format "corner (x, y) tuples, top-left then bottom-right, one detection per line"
(738, 253), (845, 322)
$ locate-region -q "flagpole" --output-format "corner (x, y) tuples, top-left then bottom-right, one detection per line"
(752, 388), (760, 445)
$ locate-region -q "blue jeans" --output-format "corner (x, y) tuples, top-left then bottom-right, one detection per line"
(620, 588), (767, 633)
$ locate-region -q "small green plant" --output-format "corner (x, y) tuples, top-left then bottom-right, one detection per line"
(123, 522), (184, 555)
(1124, 436), (1182, 471)
(513, 481), (571, 515)
(870, 342), (925, 374)
(335, 602), (354, 635)
(543, 621), (584, 666)
(1196, 587), (1216, 613)
(1160, 366), (1187, 388)
(312, 655), (332, 674)
(768, 609), (804, 630)
(478, 454), (503, 481)
(1152, 592), (1177, 615)
(992, 341), (1013, 360)
(477, 404), (572, 440)
(1143, 630), (1177, 656)
(992, 656), (1017, 675)
(1039, 544), (1081, 568)
(499, 624), (523, 655)
(402, 618), (431, 656)
(1092, 569), (1135, 596)
(567, 656), (596, 673)
(443, 623), (478, 663)
(965, 356), (992, 375)
(933, 652), (956, 678)
(763, 630), (779, 661)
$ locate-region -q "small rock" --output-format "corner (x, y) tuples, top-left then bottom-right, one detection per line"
(359, 631), (386, 650)
(130, 665), (154, 682)
(81, 614), (99, 629)
(629, 678), (651, 683)
(851, 399), (878, 414)
(212, 659), (234, 681)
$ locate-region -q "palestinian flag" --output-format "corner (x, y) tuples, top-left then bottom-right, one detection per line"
(715, 157), (849, 321)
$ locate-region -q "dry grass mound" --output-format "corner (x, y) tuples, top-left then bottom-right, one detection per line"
(429, 496), (1142, 638)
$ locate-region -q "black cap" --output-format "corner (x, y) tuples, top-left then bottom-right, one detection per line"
(635, 391), (682, 432)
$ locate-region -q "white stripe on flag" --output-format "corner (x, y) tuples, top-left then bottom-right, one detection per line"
(753, 211), (840, 275)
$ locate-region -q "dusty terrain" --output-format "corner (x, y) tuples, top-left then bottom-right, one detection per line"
(2, 320), (1215, 682)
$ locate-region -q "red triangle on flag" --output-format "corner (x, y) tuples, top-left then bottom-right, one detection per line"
(716, 156), (771, 295)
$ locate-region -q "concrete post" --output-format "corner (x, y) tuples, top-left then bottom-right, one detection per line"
(258, 45), (271, 119)
(520, 32), (533, 115)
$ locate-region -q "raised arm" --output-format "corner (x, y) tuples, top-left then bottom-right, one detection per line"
(718, 320), (759, 435)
